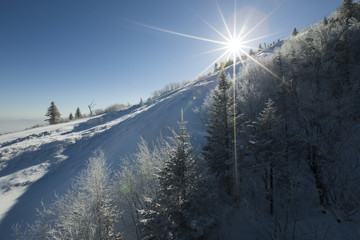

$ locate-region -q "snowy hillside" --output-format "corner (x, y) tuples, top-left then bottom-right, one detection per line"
(0, 74), (221, 239)
(3, 3), (360, 237)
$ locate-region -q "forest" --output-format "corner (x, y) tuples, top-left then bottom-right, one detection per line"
(14, 1), (360, 239)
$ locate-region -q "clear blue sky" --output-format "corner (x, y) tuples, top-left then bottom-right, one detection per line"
(0, 0), (342, 132)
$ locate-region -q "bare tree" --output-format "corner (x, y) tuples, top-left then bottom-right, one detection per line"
(88, 100), (96, 116)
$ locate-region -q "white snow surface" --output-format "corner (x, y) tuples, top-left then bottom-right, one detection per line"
(0, 75), (218, 239)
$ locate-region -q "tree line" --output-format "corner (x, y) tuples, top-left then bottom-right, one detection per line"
(44, 101), (131, 125)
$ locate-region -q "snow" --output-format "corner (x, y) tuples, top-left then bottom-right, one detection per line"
(0, 75), (218, 239)
(0, 162), (49, 222)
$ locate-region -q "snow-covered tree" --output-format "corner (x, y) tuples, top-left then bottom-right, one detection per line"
(69, 113), (74, 121)
(140, 113), (213, 239)
(45, 101), (61, 125)
(18, 150), (123, 240)
(203, 70), (233, 196)
(340, 0), (353, 23)
(114, 137), (169, 239)
(254, 99), (280, 215)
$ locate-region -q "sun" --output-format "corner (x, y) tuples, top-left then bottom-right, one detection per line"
(227, 37), (243, 56)
(136, 0), (282, 202)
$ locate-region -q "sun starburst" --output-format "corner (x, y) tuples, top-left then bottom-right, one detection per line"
(134, 1), (281, 78)
(136, 0), (283, 201)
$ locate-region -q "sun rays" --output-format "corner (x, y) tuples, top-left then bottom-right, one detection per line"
(136, 0), (283, 201)
(135, 0), (282, 78)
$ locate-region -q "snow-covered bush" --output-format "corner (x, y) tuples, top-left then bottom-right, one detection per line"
(14, 150), (122, 240)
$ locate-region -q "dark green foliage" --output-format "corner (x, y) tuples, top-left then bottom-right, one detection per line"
(69, 113), (74, 121)
(45, 101), (61, 125)
(323, 16), (328, 25)
(75, 107), (82, 119)
(292, 27), (298, 36)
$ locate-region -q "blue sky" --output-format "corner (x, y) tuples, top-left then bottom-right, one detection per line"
(0, 0), (342, 132)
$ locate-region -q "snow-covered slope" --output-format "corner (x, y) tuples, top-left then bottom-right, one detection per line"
(0, 75), (219, 239)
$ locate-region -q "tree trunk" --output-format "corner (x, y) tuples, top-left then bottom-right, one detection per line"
(307, 145), (329, 207)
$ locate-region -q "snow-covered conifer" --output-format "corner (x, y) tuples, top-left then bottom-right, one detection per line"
(249, 99), (280, 216)
(203, 70), (233, 196)
(140, 112), (211, 239)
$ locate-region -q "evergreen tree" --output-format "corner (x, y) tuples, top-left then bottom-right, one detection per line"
(292, 27), (298, 37)
(214, 62), (219, 72)
(45, 101), (61, 125)
(140, 112), (207, 239)
(249, 48), (255, 56)
(250, 99), (280, 216)
(69, 113), (74, 121)
(203, 70), (233, 196)
(258, 43), (263, 52)
(75, 107), (82, 119)
(323, 15), (328, 25)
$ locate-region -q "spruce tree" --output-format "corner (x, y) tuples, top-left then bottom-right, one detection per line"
(292, 27), (298, 37)
(75, 107), (82, 119)
(252, 99), (280, 215)
(203, 70), (233, 196)
(140, 112), (204, 239)
(323, 16), (328, 25)
(45, 101), (61, 125)
(69, 113), (74, 121)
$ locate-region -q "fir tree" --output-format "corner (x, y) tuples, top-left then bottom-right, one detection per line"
(69, 113), (74, 121)
(75, 107), (82, 119)
(214, 62), (219, 72)
(323, 15), (328, 25)
(203, 70), (233, 196)
(250, 99), (280, 216)
(45, 101), (61, 125)
(140, 111), (206, 239)
(292, 27), (298, 37)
